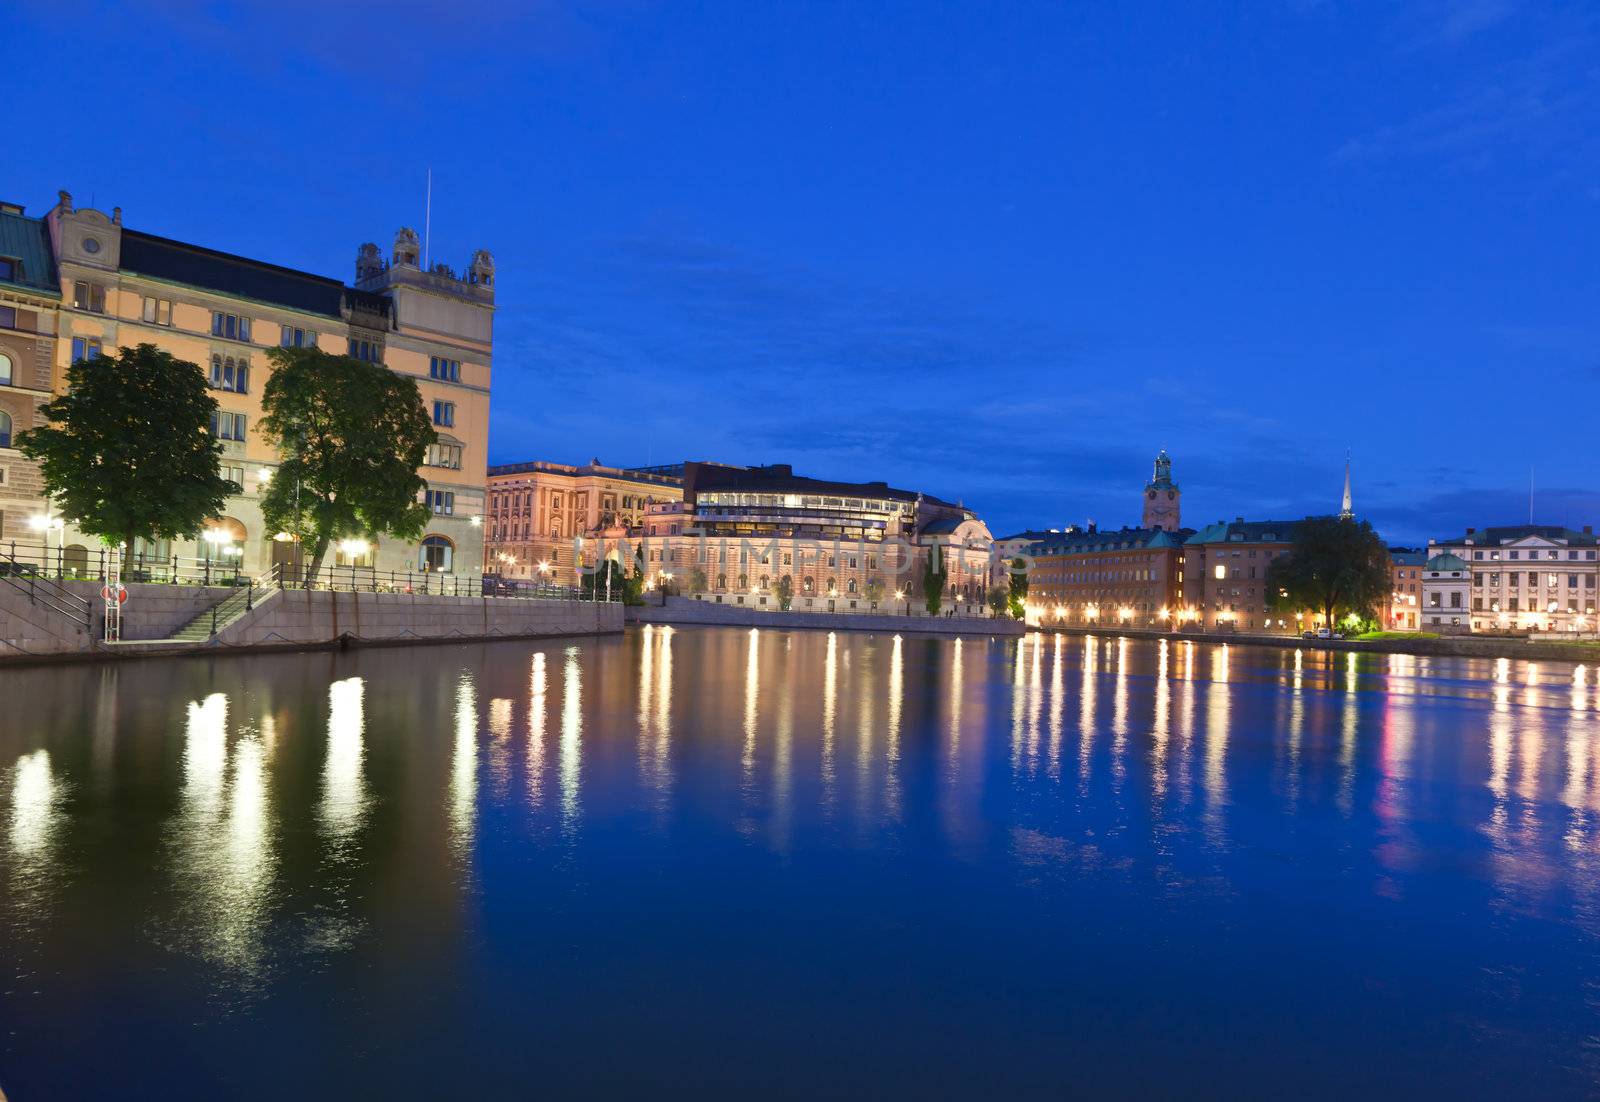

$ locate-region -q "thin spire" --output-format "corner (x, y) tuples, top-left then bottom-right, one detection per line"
(1340, 451), (1353, 519)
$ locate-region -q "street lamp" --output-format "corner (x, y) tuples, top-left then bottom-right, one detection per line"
(29, 514), (64, 576)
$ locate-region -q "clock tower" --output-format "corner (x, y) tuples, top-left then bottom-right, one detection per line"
(1142, 449), (1181, 532)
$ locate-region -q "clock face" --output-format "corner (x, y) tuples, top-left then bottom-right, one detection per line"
(81, 237), (102, 255)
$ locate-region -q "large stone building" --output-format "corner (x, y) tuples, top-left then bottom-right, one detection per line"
(642, 462), (995, 615)
(484, 459), (684, 584)
(40, 190), (493, 577)
(1425, 524), (1600, 635)
(1179, 517), (1301, 632)
(1142, 448), (1181, 531)
(1027, 524), (1190, 627)
(0, 200), (61, 543)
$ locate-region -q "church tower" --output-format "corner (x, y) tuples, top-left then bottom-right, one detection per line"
(1142, 449), (1181, 531)
(1339, 455), (1354, 519)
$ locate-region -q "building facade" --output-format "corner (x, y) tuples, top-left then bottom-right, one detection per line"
(484, 459), (684, 583)
(1419, 553), (1471, 633)
(1142, 449), (1181, 531)
(642, 462), (995, 615)
(1026, 524), (1189, 627)
(1181, 518), (1302, 633)
(0, 200), (61, 544)
(1386, 548), (1425, 631)
(1425, 525), (1600, 635)
(42, 190), (492, 577)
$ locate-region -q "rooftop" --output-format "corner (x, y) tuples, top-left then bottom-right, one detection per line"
(1432, 524), (1598, 547)
(1032, 525), (1191, 555)
(0, 205), (58, 296)
(684, 462), (962, 510)
(119, 229), (348, 317)
(1184, 518), (1305, 546)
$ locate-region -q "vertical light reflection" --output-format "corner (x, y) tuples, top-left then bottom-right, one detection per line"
(449, 673), (479, 856)
(487, 697), (514, 799)
(637, 623), (655, 763)
(1338, 654), (1359, 814)
(10, 749), (59, 860)
(1078, 636), (1098, 791)
(1287, 652), (1306, 810)
(1010, 637), (1027, 773)
(1048, 633), (1064, 779)
(856, 645), (875, 820)
(1177, 642), (1196, 806)
(1151, 640), (1170, 800)
(1111, 636), (1130, 787)
(1204, 646), (1230, 841)
(822, 632), (839, 813)
(946, 636), (965, 768)
(183, 693), (229, 825)
(320, 677), (367, 843)
(775, 652), (795, 847)
(527, 652), (547, 809)
(742, 629), (760, 785)
(560, 646), (583, 829)
(884, 634), (904, 819)
(652, 626), (675, 796)
(1486, 677), (1513, 854)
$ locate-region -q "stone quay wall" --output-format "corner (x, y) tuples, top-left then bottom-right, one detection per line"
(1040, 624), (1600, 664)
(627, 595), (1025, 637)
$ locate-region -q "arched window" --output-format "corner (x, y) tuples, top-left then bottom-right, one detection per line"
(802, 577), (814, 594)
(0, 352), (12, 386)
(738, 573), (748, 590)
(826, 577), (837, 595)
(847, 578), (857, 594)
(419, 535), (453, 573)
(759, 574), (770, 590)
(0, 410), (11, 448)
(716, 573), (726, 590)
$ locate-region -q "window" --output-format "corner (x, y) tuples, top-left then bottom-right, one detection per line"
(280, 325), (318, 348)
(348, 338), (381, 362)
(0, 257), (17, 281)
(220, 464), (245, 489)
(71, 337), (101, 363)
(429, 356), (462, 381)
(419, 535), (453, 573)
(426, 441), (463, 469)
(0, 352), (10, 386)
(0, 410), (10, 448)
(73, 281), (106, 313)
(427, 489), (455, 515)
(0, 306), (15, 329)
(209, 411), (247, 441)
(433, 401), (455, 427)
(209, 355), (249, 393)
(142, 296), (172, 326)
(211, 312), (252, 341)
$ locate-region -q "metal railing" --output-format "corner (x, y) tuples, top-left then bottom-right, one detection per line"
(274, 563), (608, 601)
(0, 542), (93, 629)
(0, 540), (248, 587)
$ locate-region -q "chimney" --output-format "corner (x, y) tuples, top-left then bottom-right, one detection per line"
(0, 201), (23, 215)
(1466, 527), (1476, 535)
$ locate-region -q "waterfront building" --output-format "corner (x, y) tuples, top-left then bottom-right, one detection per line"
(1425, 524), (1600, 635)
(484, 459), (684, 583)
(1386, 548), (1426, 631)
(644, 462), (995, 615)
(1180, 518), (1302, 632)
(1027, 523), (1190, 627)
(0, 200), (61, 543)
(1419, 552), (1471, 633)
(42, 190), (493, 577)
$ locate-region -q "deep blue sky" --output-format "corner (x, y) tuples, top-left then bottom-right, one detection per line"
(10, 1), (1598, 542)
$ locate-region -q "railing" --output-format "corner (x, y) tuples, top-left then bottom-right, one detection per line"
(273, 563), (608, 602)
(0, 540), (248, 587)
(0, 542), (93, 630)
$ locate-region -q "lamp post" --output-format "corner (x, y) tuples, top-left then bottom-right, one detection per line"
(28, 514), (64, 577)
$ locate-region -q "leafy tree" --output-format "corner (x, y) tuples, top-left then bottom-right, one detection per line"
(1008, 556), (1029, 619)
(20, 343), (235, 552)
(923, 554), (948, 615)
(865, 577), (886, 608)
(776, 574), (794, 610)
(582, 558), (639, 603)
(688, 567), (707, 594)
(1266, 515), (1392, 629)
(987, 584), (1009, 617)
(257, 347), (435, 583)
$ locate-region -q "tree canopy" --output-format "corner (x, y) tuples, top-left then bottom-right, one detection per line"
(923, 552), (948, 615)
(257, 347), (435, 581)
(20, 343), (235, 550)
(1008, 556), (1029, 619)
(1266, 515), (1392, 628)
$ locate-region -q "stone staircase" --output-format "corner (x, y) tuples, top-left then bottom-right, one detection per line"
(165, 583), (263, 642)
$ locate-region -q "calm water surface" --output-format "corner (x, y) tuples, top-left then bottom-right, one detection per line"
(4, 627), (1600, 1098)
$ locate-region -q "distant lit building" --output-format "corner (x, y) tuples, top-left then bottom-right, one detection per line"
(647, 462), (994, 615)
(1419, 552), (1471, 633)
(1181, 518), (1302, 633)
(1426, 524), (1600, 635)
(1027, 523), (1189, 628)
(0, 200), (60, 542)
(485, 459), (683, 584)
(1386, 548), (1426, 631)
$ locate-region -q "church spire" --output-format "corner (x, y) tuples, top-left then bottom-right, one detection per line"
(1340, 452), (1354, 519)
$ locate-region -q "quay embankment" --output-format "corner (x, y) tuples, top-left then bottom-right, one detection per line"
(627, 594), (1025, 637)
(1037, 623), (1600, 663)
(0, 579), (621, 665)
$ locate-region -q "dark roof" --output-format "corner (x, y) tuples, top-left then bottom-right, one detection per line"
(119, 229), (347, 318)
(685, 462), (958, 508)
(994, 529), (1060, 543)
(1435, 524), (1599, 547)
(1032, 525), (1192, 556)
(0, 207), (58, 295)
(487, 460), (682, 489)
(1185, 518), (1304, 546)
(919, 518), (966, 536)
(1389, 548), (1428, 566)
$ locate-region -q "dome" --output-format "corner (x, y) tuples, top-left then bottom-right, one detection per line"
(1425, 553), (1468, 572)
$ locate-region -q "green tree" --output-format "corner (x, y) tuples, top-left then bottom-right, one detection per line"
(987, 584), (1009, 617)
(20, 343), (235, 552)
(688, 567), (708, 595)
(1008, 556), (1030, 619)
(1266, 515), (1392, 629)
(582, 558), (638, 603)
(257, 347), (435, 584)
(865, 577), (886, 608)
(776, 574), (794, 610)
(923, 554), (948, 615)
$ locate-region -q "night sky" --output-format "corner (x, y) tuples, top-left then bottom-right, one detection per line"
(9, 1), (1598, 543)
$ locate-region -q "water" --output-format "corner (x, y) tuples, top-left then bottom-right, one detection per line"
(3, 627), (1600, 1099)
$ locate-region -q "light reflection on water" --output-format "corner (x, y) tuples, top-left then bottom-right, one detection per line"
(4, 628), (1600, 1097)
